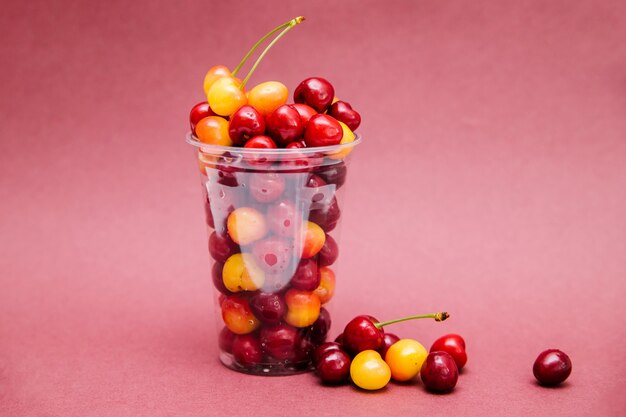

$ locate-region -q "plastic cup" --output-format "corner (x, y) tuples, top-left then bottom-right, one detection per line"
(187, 133), (361, 375)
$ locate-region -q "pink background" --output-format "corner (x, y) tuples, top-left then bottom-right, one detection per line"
(2, 0), (626, 415)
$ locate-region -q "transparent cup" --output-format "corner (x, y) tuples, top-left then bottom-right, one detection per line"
(187, 133), (361, 375)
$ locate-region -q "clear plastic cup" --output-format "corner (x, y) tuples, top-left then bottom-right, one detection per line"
(187, 133), (361, 375)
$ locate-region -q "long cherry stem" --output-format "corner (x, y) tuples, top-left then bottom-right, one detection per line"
(238, 16), (304, 89)
(375, 312), (449, 329)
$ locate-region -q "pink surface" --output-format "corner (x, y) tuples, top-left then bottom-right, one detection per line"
(1, 0), (626, 415)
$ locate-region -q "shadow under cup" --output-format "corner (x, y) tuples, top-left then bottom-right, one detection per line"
(187, 133), (361, 375)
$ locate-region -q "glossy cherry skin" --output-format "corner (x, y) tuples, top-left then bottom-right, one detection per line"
(211, 262), (233, 295)
(316, 162), (347, 189)
(290, 103), (317, 126)
(328, 100), (361, 131)
(420, 351), (459, 393)
(313, 342), (343, 367)
(267, 199), (303, 238)
(308, 197), (341, 232)
(208, 231), (239, 263)
(189, 101), (216, 133)
(316, 349), (351, 384)
(334, 333), (344, 344)
(243, 135), (277, 166)
(294, 77), (335, 113)
(307, 307), (331, 344)
(533, 349), (572, 386)
(218, 326), (236, 354)
(249, 172), (286, 203)
(260, 323), (300, 361)
(228, 105), (265, 145)
(318, 234), (339, 266)
(286, 141), (306, 149)
(343, 315), (384, 355)
(290, 258), (321, 291)
(378, 333), (400, 358)
(304, 114), (343, 148)
(265, 104), (304, 147)
(430, 334), (467, 370)
(249, 292), (286, 325)
(232, 334), (263, 367)
(251, 237), (294, 274)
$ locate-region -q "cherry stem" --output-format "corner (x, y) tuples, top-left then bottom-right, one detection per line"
(238, 16), (304, 89)
(374, 312), (449, 329)
(231, 17), (298, 77)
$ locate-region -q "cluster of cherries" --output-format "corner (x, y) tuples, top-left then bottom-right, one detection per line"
(311, 313), (467, 392)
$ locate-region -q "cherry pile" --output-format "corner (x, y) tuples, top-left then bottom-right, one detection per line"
(191, 17), (363, 374)
(312, 312), (469, 393)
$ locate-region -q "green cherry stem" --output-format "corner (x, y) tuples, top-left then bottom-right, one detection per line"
(374, 312), (449, 329)
(238, 16), (305, 90)
(232, 17), (301, 76)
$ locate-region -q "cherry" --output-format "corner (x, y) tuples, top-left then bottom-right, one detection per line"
(208, 231), (239, 263)
(221, 295), (260, 335)
(211, 262), (233, 295)
(204, 195), (215, 228)
(307, 307), (331, 344)
(260, 323), (300, 361)
(249, 292), (286, 325)
(218, 326), (237, 354)
(328, 100), (361, 131)
(249, 172), (286, 203)
(420, 351), (459, 393)
(378, 333), (400, 358)
(304, 114), (343, 148)
(206, 184), (245, 234)
(280, 149), (324, 173)
(308, 197), (341, 232)
(286, 141), (306, 149)
(343, 312), (449, 355)
(207, 76), (247, 117)
(247, 81), (288, 116)
(430, 334), (467, 371)
(251, 236), (294, 274)
(315, 162), (347, 189)
(318, 233), (339, 266)
(334, 333), (344, 344)
(294, 77), (335, 113)
(189, 101), (216, 133)
(313, 342), (343, 367)
(290, 258), (320, 291)
(533, 349), (572, 386)
(316, 349), (351, 384)
(243, 135), (277, 166)
(284, 289), (321, 328)
(305, 174), (329, 209)
(267, 199), (303, 238)
(266, 104), (304, 146)
(290, 103), (317, 126)
(203, 65), (232, 96)
(232, 334), (263, 367)
(313, 267), (335, 304)
(195, 116), (233, 146)
(228, 105), (265, 145)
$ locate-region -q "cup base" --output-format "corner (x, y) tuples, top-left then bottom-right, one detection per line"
(219, 352), (314, 376)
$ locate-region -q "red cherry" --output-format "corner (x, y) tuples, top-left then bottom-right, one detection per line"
(266, 104), (304, 146)
(260, 323), (301, 361)
(290, 258), (320, 291)
(342, 315), (384, 354)
(315, 161), (347, 189)
(285, 140), (306, 149)
(190, 101), (216, 133)
(243, 135), (277, 166)
(228, 105), (266, 145)
(378, 333), (400, 358)
(308, 196), (341, 232)
(208, 231), (240, 263)
(249, 172), (286, 203)
(316, 349), (351, 384)
(294, 77), (335, 113)
(307, 307), (331, 344)
(218, 326), (237, 354)
(430, 334), (467, 370)
(334, 333), (344, 345)
(290, 103), (317, 126)
(267, 199), (303, 238)
(249, 292), (286, 325)
(420, 351), (459, 393)
(313, 342), (343, 367)
(318, 233), (339, 266)
(533, 349), (572, 386)
(232, 334), (263, 367)
(211, 262), (233, 295)
(328, 101), (361, 131)
(304, 114), (343, 147)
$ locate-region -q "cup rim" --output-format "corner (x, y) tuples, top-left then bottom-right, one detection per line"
(186, 132), (362, 155)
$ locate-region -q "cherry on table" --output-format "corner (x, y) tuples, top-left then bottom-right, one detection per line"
(430, 334), (467, 371)
(228, 104), (266, 145)
(313, 342), (343, 367)
(328, 100), (361, 131)
(249, 292), (286, 325)
(533, 349), (572, 386)
(294, 77), (335, 113)
(232, 334), (263, 367)
(420, 351), (459, 393)
(266, 104), (304, 147)
(316, 349), (351, 384)
(378, 333), (400, 358)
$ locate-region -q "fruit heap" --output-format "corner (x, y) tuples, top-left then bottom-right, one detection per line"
(190, 17), (362, 373)
(313, 313), (468, 392)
